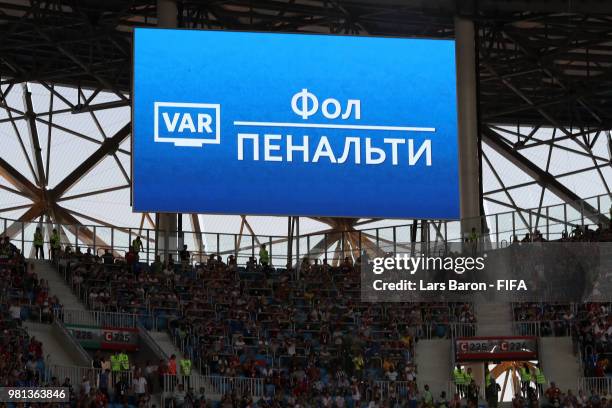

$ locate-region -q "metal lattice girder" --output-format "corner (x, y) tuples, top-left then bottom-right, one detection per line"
(1, 202), (44, 239)
(0, 0), (609, 127)
(48, 123), (130, 200)
(482, 126), (608, 225)
(21, 84), (46, 187)
(51, 204), (116, 255)
(190, 214), (204, 256)
(0, 156), (39, 199)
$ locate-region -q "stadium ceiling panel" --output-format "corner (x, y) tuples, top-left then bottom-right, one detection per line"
(0, 0), (611, 238)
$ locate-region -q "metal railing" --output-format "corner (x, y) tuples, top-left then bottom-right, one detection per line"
(578, 377), (612, 395)
(1, 192), (609, 266)
(138, 323), (169, 360)
(449, 323), (478, 338)
(162, 373), (264, 397)
(375, 380), (455, 401)
(55, 308), (140, 328)
(374, 380), (411, 398)
(512, 320), (574, 337)
(420, 322), (477, 339)
(46, 364), (134, 392)
(53, 319), (92, 366)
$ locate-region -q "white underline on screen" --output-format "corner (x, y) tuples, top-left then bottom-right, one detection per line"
(233, 121), (436, 132)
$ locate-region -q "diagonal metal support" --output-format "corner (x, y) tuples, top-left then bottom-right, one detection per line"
(51, 204), (117, 256)
(191, 214), (205, 259)
(483, 126), (608, 224)
(1, 203), (44, 239)
(0, 157), (40, 199)
(49, 123), (130, 199)
(22, 83), (46, 187)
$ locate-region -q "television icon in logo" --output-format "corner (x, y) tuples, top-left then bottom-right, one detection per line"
(154, 102), (220, 147)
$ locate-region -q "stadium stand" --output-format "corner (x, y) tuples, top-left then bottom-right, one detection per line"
(0, 217), (610, 406)
(47, 231), (611, 406)
(51, 244), (482, 405)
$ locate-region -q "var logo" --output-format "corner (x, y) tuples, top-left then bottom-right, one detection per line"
(153, 102), (220, 147)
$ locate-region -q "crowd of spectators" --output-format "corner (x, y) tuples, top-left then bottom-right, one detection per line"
(2, 214), (609, 407)
(1, 235), (63, 324)
(573, 303), (612, 379)
(509, 218), (612, 383)
(515, 381), (612, 408)
(1, 236), (156, 407)
(512, 300), (611, 382)
(56, 242), (479, 406)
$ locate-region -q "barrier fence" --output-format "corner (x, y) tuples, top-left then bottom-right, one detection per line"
(1, 192), (609, 266)
(512, 320), (575, 338)
(55, 308), (141, 329)
(43, 364), (265, 402)
(45, 364), (134, 393)
(161, 374), (264, 398)
(421, 322), (477, 339)
(578, 377), (612, 395)
(348, 381), (456, 402)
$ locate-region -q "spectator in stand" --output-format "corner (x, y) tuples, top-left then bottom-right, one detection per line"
(486, 376), (501, 408)
(180, 352), (192, 387)
(145, 360), (157, 394)
(466, 379), (479, 407)
(132, 236), (143, 255)
(133, 370), (148, 401)
(158, 358), (168, 391)
(173, 383), (187, 408)
(151, 255), (162, 274)
(114, 373), (129, 404)
(259, 244), (269, 267)
(168, 353), (178, 388)
(101, 248), (114, 265)
(180, 244), (190, 270)
(545, 381), (562, 406)
(125, 245), (137, 273)
(9, 300), (22, 325)
(99, 368), (110, 398)
(33, 227), (44, 259)
(50, 229), (60, 260)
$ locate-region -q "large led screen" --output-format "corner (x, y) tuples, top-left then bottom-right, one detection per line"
(133, 28), (460, 219)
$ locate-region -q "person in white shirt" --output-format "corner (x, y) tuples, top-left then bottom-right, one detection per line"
(386, 368), (398, 381)
(9, 303), (21, 324)
(134, 373), (147, 397)
(81, 377), (91, 395)
(287, 340), (296, 356)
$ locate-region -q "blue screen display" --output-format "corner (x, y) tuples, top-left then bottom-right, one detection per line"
(133, 28), (459, 219)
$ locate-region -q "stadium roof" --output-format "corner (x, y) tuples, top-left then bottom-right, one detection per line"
(0, 0), (610, 241)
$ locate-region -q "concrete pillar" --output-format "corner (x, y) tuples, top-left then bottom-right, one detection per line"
(155, 0), (179, 262)
(157, 0), (178, 28)
(156, 213), (178, 262)
(455, 17), (482, 235)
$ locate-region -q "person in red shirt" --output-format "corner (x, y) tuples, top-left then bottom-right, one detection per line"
(545, 382), (561, 404)
(166, 355), (178, 390)
(95, 388), (108, 407)
(157, 359), (168, 391)
(168, 354), (177, 375)
(125, 246), (136, 266)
